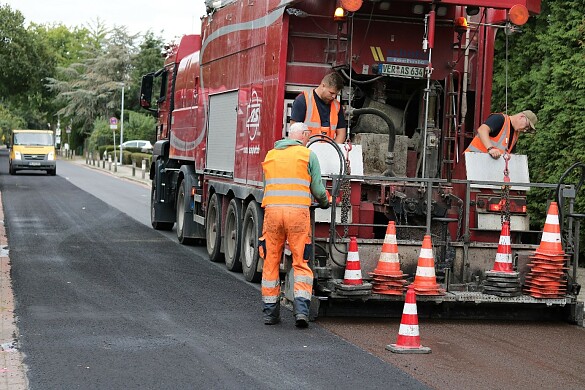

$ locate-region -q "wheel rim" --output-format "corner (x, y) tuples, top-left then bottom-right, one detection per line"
(177, 189), (185, 235)
(243, 218), (254, 268)
(225, 210), (236, 259)
(207, 201), (218, 252)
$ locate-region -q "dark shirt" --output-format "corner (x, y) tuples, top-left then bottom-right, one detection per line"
(290, 90), (347, 128)
(484, 113), (516, 142)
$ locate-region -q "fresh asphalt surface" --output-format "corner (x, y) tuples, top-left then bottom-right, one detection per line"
(0, 150), (429, 389)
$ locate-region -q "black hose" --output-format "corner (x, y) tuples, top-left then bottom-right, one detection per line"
(347, 107), (397, 176)
(555, 162), (585, 228)
(307, 134), (349, 266)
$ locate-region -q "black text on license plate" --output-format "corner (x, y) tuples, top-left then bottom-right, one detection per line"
(379, 64), (425, 78)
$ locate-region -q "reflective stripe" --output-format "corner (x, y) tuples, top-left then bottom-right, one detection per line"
(499, 235), (511, 245)
(379, 252), (400, 262)
(419, 248), (434, 258)
(541, 231), (561, 242)
(266, 178), (311, 186)
(545, 214), (560, 225)
(264, 190), (312, 199)
(399, 323), (420, 337)
(264, 204), (309, 209)
(294, 275), (313, 285)
(262, 295), (279, 304)
(415, 266), (436, 277)
(384, 234), (397, 244)
(262, 279), (280, 288)
(402, 302), (418, 315)
(294, 289), (312, 300)
(343, 269), (362, 279)
(495, 253), (512, 263)
(347, 251), (360, 261)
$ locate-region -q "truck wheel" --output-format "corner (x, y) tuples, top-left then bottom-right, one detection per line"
(48, 168), (56, 176)
(223, 198), (242, 272)
(206, 193), (224, 262)
(241, 200), (263, 283)
(176, 181), (195, 245)
(9, 164), (15, 175)
(151, 186), (173, 231)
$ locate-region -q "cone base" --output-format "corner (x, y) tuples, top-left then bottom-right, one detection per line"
(386, 343), (431, 354)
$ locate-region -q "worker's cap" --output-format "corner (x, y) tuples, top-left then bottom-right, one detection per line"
(521, 110), (538, 130)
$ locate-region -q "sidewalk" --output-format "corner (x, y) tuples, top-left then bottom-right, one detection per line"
(64, 155), (151, 186)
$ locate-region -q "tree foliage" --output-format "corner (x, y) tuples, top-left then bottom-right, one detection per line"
(492, 0), (585, 225)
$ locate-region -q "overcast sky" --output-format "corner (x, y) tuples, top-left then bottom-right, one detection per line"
(2, 0), (208, 42)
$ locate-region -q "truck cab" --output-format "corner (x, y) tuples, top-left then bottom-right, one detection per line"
(9, 129), (57, 176)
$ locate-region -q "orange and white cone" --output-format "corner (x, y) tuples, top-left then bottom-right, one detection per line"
(386, 285), (431, 354)
(411, 235), (444, 295)
(342, 237), (363, 285)
(372, 221), (404, 277)
(535, 202), (564, 256)
(491, 221), (514, 273)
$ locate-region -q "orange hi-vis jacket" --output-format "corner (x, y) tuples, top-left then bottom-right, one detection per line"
(302, 90), (340, 139)
(261, 145), (312, 208)
(465, 114), (518, 153)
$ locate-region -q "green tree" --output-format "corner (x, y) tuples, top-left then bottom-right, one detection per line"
(492, 0), (585, 225)
(123, 111), (157, 142)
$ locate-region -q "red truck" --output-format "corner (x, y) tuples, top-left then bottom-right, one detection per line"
(140, 0), (582, 321)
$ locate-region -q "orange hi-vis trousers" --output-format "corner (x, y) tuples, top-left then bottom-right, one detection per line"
(261, 206), (313, 318)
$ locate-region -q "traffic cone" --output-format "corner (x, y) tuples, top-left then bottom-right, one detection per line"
(372, 221), (404, 277)
(386, 285), (431, 354)
(491, 221), (514, 272)
(411, 235), (444, 295)
(535, 202), (564, 256)
(342, 237), (363, 285)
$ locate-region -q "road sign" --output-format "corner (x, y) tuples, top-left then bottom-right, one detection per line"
(66, 126), (71, 134)
(109, 117), (118, 130)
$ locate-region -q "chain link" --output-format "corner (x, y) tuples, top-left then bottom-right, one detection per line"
(340, 144), (352, 238)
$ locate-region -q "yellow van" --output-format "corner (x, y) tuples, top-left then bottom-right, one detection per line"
(9, 129), (56, 176)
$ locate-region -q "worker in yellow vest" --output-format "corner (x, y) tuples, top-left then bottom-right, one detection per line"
(290, 72), (347, 143)
(465, 110), (537, 159)
(260, 122), (330, 328)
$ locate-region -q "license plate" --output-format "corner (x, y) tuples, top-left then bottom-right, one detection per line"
(379, 63), (425, 79)
(29, 162), (41, 166)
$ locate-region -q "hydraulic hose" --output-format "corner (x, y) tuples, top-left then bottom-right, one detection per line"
(307, 134), (348, 266)
(346, 107), (397, 176)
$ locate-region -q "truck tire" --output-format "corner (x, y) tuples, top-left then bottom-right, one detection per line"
(8, 164), (15, 175)
(241, 200), (263, 282)
(206, 193), (224, 262)
(48, 168), (56, 176)
(223, 198), (242, 272)
(151, 186), (173, 231)
(176, 181), (195, 245)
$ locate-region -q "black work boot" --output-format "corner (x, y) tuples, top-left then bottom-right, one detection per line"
(295, 314), (309, 328)
(263, 303), (280, 325)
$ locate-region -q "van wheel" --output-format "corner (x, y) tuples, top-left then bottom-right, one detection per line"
(241, 201), (263, 283)
(9, 164), (15, 175)
(48, 168), (56, 176)
(206, 193), (224, 262)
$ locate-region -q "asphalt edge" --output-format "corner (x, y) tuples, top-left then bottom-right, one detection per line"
(0, 191), (28, 389)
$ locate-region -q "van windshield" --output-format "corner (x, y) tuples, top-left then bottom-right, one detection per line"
(13, 133), (54, 146)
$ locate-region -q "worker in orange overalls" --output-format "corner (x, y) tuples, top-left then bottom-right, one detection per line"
(260, 122), (330, 328)
(290, 72), (347, 143)
(465, 110), (537, 159)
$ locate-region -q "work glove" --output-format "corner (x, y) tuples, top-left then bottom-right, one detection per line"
(319, 200), (330, 209)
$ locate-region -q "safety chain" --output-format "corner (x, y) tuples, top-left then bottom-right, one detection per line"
(340, 143), (352, 237)
(501, 152), (511, 224)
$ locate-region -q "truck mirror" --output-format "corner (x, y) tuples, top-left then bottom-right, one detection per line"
(140, 73), (154, 108)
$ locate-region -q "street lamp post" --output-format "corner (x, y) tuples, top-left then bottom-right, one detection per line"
(119, 83), (125, 164)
